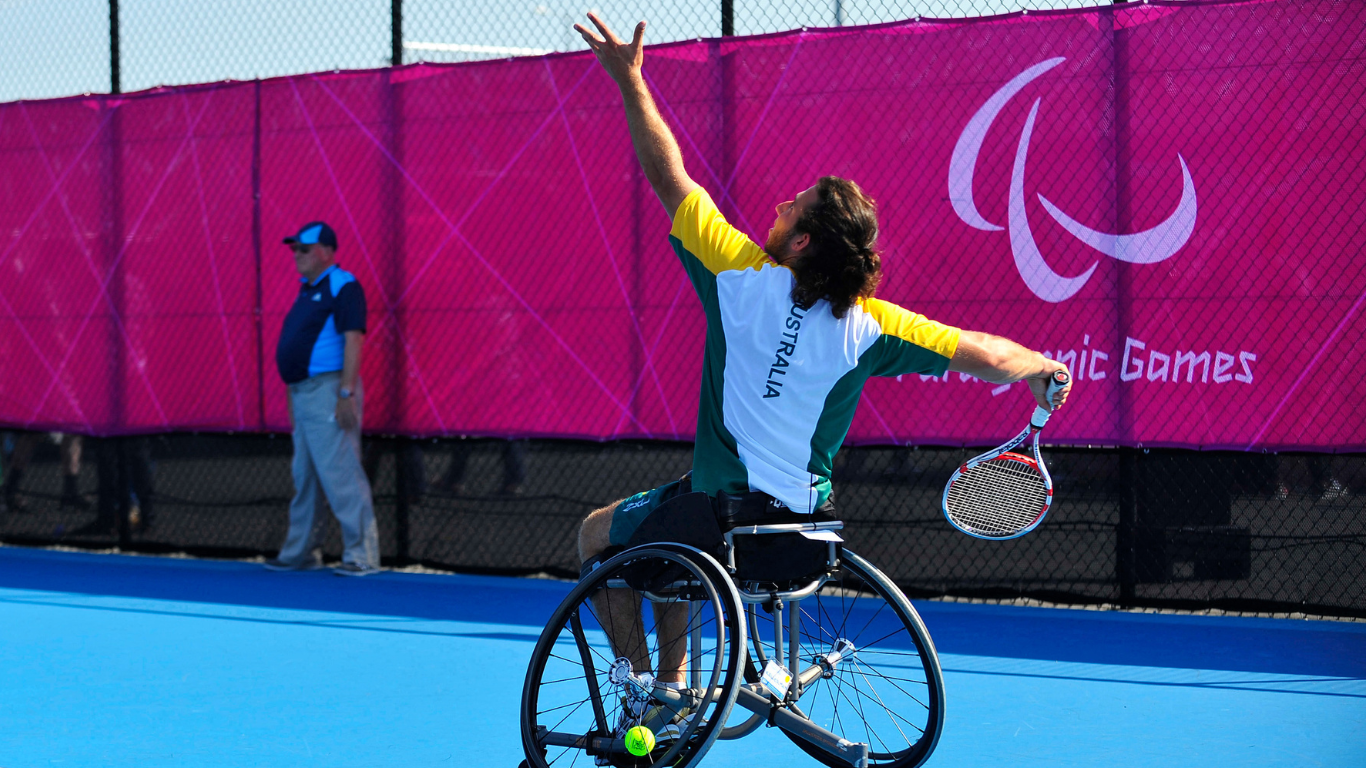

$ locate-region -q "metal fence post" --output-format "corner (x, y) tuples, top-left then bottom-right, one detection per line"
(721, 0), (733, 37)
(1117, 448), (1138, 604)
(385, 0), (408, 564)
(110, 0), (120, 94)
(1112, 0), (1138, 607)
(392, 0), (403, 66)
(101, 1), (129, 547)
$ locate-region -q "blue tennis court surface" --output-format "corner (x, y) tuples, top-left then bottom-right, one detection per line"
(1, 547), (1362, 767)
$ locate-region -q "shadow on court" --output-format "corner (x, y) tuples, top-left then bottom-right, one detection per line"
(2, 546), (1362, 680)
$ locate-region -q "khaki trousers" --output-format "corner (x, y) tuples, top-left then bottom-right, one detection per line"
(278, 372), (379, 568)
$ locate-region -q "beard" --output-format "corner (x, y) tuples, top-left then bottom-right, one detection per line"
(764, 226), (795, 262)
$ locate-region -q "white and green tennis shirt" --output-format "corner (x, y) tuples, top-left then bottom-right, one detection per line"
(670, 189), (962, 514)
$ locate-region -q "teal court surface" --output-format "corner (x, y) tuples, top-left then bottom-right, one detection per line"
(0, 546), (1362, 767)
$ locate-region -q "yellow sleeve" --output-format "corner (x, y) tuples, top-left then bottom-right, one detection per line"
(861, 298), (961, 377)
(669, 188), (771, 275)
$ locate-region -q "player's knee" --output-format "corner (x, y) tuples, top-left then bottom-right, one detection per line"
(578, 502), (627, 581)
(577, 501), (620, 565)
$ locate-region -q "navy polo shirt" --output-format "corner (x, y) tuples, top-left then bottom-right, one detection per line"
(276, 265), (367, 385)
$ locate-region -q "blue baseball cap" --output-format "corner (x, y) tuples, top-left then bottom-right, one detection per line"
(283, 221), (338, 250)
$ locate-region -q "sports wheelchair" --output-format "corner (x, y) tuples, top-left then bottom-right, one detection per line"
(519, 487), (945, 768)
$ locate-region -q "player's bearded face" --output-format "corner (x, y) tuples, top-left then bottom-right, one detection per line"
(765, 224), (796, 263)
(765, 196), (800, 263)
(766, 188), (816, 265)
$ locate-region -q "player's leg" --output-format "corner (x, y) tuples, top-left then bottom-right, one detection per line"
(580, 501), (652, 675)
(651, 601), (689, 684)
(522, 544), (744, 768)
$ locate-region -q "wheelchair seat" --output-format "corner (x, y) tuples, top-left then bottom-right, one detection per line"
(617, 486), (844, 587)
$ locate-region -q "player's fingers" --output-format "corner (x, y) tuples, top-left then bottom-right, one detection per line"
(587, 12), (620, 44)
(573, 23), (603, 46)
(631, 20), (646, 49)
(1029, 383), (1049, 411)
(1043, 385), (1065, 409)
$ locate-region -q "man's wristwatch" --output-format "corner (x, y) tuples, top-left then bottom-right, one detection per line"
(339, 388), (353, 400)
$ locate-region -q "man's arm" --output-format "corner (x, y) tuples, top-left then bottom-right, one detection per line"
(335, 330), (363, 431)
(575, 13), (700, 217)
(949, 330), (1073, 411)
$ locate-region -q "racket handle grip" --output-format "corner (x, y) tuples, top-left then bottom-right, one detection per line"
(1031, 370), (1070, 429)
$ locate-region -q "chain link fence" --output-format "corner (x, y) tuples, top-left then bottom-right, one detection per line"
(1, 0), (1363, 618)
(1, 0), (1107, 101)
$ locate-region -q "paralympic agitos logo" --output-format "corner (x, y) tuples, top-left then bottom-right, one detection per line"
(948, 58), (1198, 303)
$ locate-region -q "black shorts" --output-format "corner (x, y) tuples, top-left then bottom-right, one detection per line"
(608, 473), (691, 547)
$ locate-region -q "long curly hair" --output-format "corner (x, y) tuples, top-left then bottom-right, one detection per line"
(788, 176), (882, 319)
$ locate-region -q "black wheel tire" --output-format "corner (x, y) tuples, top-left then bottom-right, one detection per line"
(742, 549), (945, 768)
(520, 546), (746, 768)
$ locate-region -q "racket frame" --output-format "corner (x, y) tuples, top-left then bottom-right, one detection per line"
(940, 424), (1053, 540)
(939, 370), (1069, 541)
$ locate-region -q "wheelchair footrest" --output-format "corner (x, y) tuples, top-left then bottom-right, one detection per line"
(536, 727), (625, 755)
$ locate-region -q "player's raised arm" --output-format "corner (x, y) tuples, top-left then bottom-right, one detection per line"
(574, 12), (700, 218)
(949, 331), (1073, 411)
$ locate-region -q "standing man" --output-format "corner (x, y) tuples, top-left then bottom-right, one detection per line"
(266, 221), (381, 576)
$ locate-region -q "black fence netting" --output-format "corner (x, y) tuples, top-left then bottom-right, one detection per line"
(2, 432), (1363, 616)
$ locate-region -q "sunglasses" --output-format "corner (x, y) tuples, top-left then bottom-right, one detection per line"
(290, 244), (314, 254)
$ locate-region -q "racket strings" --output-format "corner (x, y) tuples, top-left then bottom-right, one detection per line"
(945, 455), (1048, 537)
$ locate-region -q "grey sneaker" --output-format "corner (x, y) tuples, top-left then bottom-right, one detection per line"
(263, 557), (324, 572)
(613, 696), (694, 740)
(654, 706), (702, 746)
(333, 562), (382, 577)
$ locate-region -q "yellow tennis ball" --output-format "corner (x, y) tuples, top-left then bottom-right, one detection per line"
(624, 725), (655, 756)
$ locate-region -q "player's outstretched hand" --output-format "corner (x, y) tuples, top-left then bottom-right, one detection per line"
(1027, 362), (1072, 412)
(573, 12), (645, 85)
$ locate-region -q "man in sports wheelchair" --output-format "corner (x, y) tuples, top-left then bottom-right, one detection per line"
(527, 470), (946, 768)
(519, 13), (1072, 768)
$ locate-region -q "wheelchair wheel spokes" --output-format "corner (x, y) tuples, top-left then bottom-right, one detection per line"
(521, 547), (745, 768)
(745, 549), (944, 768)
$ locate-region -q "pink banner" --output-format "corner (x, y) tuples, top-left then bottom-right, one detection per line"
(0, 0), (1362, 450)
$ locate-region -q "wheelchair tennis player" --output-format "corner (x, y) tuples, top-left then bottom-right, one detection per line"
(572, 11), (1073, 746)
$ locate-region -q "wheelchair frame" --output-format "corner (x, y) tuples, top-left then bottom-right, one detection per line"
(520, 518), (946, 768)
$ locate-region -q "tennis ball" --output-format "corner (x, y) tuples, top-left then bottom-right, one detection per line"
(624, 725), (655, 756)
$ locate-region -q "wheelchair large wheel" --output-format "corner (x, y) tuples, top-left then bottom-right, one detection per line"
(521, 546), (746, 768)
(744, 549), (945, 768)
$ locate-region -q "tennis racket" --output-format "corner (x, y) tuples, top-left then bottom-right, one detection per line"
(941, 370), (1070, 540)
